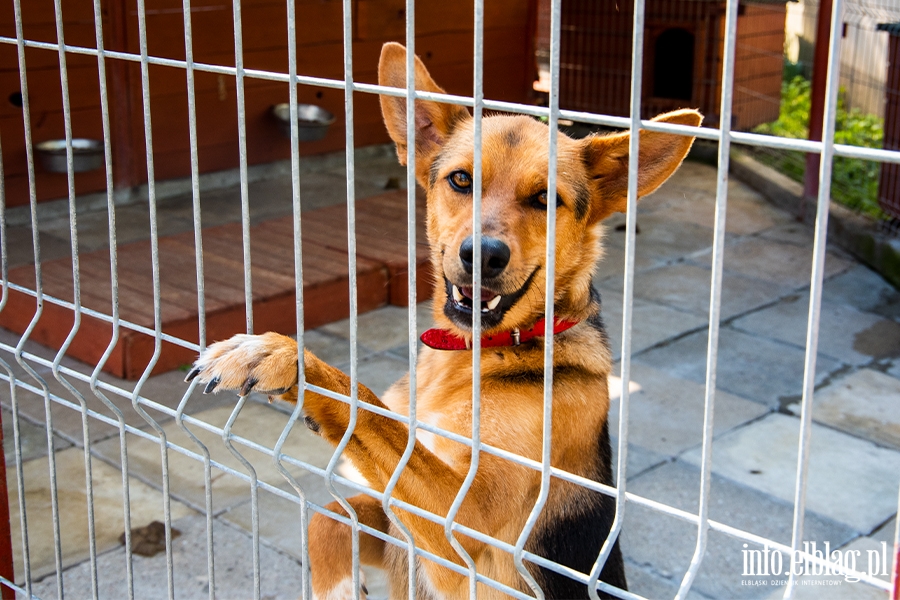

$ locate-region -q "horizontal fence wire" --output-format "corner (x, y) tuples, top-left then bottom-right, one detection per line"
(0, 0), (898, 598)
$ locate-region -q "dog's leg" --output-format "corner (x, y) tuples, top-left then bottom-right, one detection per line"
(309, 494), (389, 600)
(189, 333), (493, 566)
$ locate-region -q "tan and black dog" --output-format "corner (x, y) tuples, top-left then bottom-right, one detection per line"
(187, 42), (701, 600)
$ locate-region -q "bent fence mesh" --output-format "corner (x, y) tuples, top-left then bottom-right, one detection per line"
(0, 0), (898, 598)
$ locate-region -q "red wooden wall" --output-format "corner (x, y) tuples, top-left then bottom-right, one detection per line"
(0, 0), (533, 208)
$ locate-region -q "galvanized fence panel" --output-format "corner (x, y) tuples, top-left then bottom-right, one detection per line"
(0, 0), (897, 598)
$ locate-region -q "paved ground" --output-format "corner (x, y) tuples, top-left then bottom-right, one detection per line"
(2, 151), (899, 599)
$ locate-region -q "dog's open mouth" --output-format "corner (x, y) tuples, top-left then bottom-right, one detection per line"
(443, 268), (539, 330)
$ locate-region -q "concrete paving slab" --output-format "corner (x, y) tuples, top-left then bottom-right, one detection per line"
(757, 221), (816, 248)
(790, 368), (900, 450)
(681, 413), (900, 532)
(9, 447), (196, 582)
(623, 559), (715, 600)
(623, 460), (857, 599)
(592, 240), (664, 283)
(731, 293), (900, 366)
(689, 237), (853, 289)
(610, 439), (669, 480)
(606, 363), (769, 459)
(1, 407), (71, 465)
(28, 513), (308, 600)
(92, 403), (339, 514)
(597, 290), (708, 360)
(339, 353), (409, 398)
(603, 261), (790, 321)
(636, 327), (843, 406)
(601, 213), (715, 264)
(221, 487), (391, 599)
(823, 264), (900, 321)
(871, 517), (896, 544)
(762, 535), (892, 600)
(3, 226), (73, 269)
(321, 305), (422, 353)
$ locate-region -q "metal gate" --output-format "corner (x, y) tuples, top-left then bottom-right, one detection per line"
(0, 0), (898, 598)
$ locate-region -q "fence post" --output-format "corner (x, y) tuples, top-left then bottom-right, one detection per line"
(0, 410), (16, 600)
(802, 0), (834, 218)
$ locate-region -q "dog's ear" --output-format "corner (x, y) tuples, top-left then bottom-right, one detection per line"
(378, 42), (469, 184)
(582, 109), (702, 223)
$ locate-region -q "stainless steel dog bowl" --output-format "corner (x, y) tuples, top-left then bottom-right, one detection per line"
(35, 138), (104, 173)
(271, 103), (335, 141)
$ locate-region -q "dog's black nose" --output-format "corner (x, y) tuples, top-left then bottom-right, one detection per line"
(459, 235), (511, 278)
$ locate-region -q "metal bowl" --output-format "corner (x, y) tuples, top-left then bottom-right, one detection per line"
(35, 138), (104, 173)
(271, 103), (335, 141)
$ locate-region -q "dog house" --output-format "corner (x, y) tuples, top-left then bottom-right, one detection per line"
(535, 0), (789, 130)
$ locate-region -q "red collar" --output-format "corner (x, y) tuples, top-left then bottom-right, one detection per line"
(420, 317), (580, 351)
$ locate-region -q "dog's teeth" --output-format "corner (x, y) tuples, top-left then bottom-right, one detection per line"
(452, 285), (464, 303)
(486, 295), (502, 310)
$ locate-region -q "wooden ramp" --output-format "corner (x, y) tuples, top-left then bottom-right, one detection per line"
(1, 190), (431, 379)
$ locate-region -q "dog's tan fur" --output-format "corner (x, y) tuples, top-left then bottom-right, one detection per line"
(189, 43), (701, 599)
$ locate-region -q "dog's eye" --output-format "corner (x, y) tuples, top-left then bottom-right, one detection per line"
(530, 190), (561, 210)
(447, 170), (472, 193)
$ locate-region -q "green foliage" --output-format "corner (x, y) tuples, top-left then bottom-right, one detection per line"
(752, 75), (886, 219)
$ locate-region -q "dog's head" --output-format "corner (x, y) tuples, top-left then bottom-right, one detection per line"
(378, 42), (702, 337)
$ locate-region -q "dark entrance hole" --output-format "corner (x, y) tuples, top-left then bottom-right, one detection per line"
(653, 28), (695, 101)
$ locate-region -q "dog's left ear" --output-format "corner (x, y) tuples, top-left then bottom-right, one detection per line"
(582, 109), (702, 223)
(378, 42), (470, 186)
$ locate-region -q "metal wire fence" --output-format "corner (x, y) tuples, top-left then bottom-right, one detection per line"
(0, 0), (898, 598)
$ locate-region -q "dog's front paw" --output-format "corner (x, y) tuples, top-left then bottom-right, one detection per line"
(185, 332), (299, 397)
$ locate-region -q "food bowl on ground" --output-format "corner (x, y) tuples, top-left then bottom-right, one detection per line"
(271, 103), (335, 141)
(35, 138), (104, 173)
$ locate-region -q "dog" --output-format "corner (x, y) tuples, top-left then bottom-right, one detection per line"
(187, 42), (701, 599)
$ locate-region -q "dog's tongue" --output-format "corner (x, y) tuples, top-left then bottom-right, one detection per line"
(461, 286), (496, 301)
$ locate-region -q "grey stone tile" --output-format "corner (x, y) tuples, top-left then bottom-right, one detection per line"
(92, 403), (339, 514)
(689, 237), (853, 289)
(597, 289), (708, 360)
(592, 240), (664, 283)
(299, 328), (359, 367)
(610, 438), (669, 480)
(623, 460), (857, 600)
(2, 226), (72, 268)
(321, 305), (417, 353)
(757, 221), (816, 248)
(9, 447), (196, 582)
(339, 353), (408, 398)
(604, 262), (790, 321)
(40, 202), (195, 252)
(636, 327), (844, 407)
(607, 363), (769, 459)
(681, 413), (900, 532)
(871, 517), (896, 544)
(29, 513), (307, 600)
(823, 264), (900, 320)
(762, 535), (892, 599)
(2, 407), (71, 465)
(790, 368), (900, 450)
(601, 213), (715, 264)
(623, 560), (714, 599)
(731, 293), (900, 366)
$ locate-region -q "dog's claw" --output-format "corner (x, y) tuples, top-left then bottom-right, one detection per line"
(239, 377), (258, 396)
(184, 367), (201, 383)
(203, 377), (220, 394)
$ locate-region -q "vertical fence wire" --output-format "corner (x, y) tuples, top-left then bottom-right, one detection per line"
(322, 0), (363, 595)
(130, 0), (177, 597)
(443, 0), (484, 595)
(10, 0), (65, 596)
(675, 0), (740, 596)
(271, 0), (313, 595)
(512, 0), (559, 595)
(232, 0), (254, 334)
(380, 3), (420, 595)
(48, 1), (100, 597)
(173, 5), (217, 595)
(784, 0), (845, 597)
(588, 0), (646, 595)
(84, 0), (136, 594)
